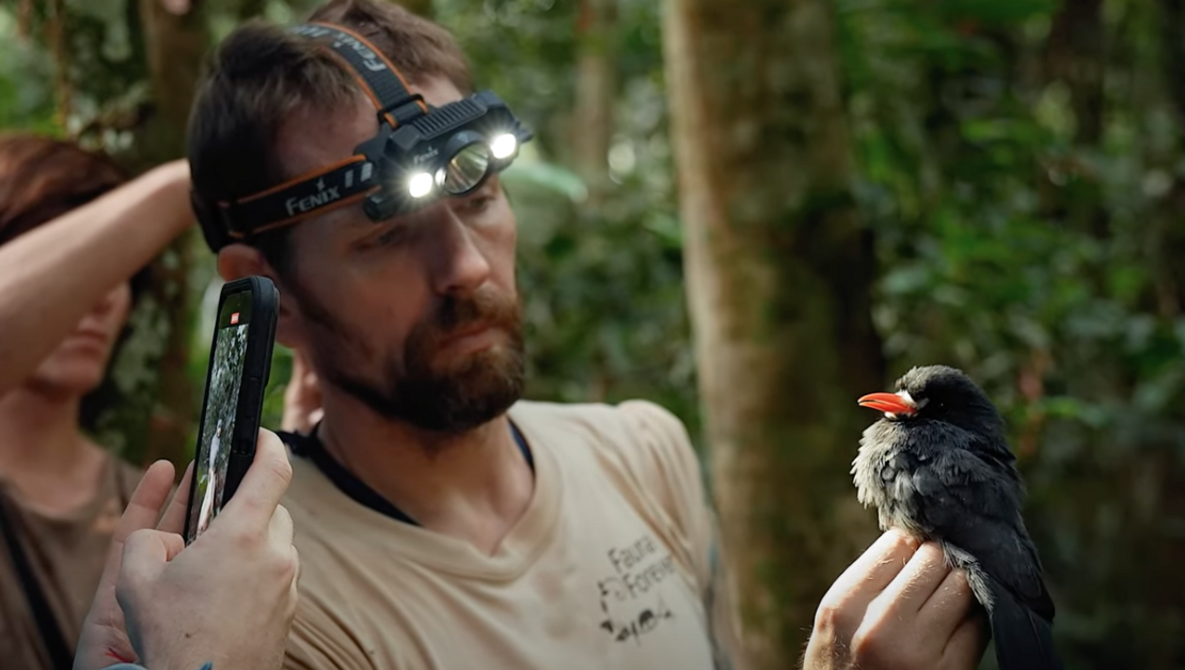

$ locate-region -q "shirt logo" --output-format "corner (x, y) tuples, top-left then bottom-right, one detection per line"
(596, 534), (678, 645)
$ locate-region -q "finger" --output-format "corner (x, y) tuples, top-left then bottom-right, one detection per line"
(280, 400), (303, 434)
(117, 461), (176, 541)
(118, 529), (183, 592)
(874, 541), (951, 613)
(98, 461), (175, 585)
(820, 529), (921, 612)
(219, 429), (293, 528)
(157, 461), (194, 535)
(942, 611), (989, 665)
(287, 545), (302, 620)
(919, 568), (978, 640)
(269, 503), (295, 548)
(288, 349), (312, 388)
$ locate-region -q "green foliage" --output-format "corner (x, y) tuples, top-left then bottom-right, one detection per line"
(435, 0), (701, 432)
(0, 9), (59, 133)
(842, 0), (1185, 665)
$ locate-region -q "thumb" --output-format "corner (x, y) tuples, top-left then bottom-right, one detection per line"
(93, 460), (176, 595)
(218, 429), (293, 529)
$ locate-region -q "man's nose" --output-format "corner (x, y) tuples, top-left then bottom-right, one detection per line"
(430, 212), (491, 297)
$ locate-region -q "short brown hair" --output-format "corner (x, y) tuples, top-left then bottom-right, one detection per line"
(0, 134), (127, 246)
(187, 0), (474, 273)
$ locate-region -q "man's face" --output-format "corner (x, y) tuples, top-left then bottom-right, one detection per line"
(269, 77), (524, 434)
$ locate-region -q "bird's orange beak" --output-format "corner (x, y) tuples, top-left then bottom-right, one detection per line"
(858, 392), (918, 415)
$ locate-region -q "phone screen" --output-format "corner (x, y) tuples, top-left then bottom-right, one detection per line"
(187, 290), (254, 542)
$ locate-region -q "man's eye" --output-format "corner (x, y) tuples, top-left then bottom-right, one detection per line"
(465, 194), (494, 212)
(361, 225), (407, 250)
(377, 228), (406, 245)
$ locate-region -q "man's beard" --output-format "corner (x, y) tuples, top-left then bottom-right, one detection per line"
(296, 284), (526, 434)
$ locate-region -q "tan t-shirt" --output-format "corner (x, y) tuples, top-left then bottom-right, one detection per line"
(283, 400), (745, 670)
(0, 455), (142, 670)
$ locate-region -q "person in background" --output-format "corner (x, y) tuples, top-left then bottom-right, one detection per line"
(0, 135), (193, 670)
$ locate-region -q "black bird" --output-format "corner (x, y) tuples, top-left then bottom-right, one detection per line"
(852, 365), (1062, 670)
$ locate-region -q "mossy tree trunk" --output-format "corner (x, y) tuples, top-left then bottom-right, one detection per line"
(573, 0), (616, 207)
(127, 0), (210, 469)
(663, 1), (885, 667)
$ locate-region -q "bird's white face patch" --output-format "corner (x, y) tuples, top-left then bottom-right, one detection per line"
(895, 389), (929, 414)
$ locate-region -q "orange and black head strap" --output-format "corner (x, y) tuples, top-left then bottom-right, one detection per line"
(195, 21), (532, 253)
(200, 22), (427, 248)
(289, 22), (429, 127)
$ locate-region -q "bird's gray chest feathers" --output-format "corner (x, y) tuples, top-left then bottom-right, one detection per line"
(852, 420), (932, 536)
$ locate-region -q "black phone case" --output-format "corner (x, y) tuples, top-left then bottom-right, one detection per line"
(182, 276), (279, 544)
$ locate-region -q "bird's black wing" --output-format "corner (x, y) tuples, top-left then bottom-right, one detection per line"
(902, 424), (1055, 621)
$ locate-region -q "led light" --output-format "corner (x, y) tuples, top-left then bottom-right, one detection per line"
(490, 133), (518, 160)
(408, 172), (434, 198)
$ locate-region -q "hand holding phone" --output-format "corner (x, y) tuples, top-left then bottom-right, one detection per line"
(73, 431), (299, 670)
(184, 276), (278, 544)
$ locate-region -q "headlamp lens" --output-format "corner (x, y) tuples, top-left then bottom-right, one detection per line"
(408, 172), (435, 199)
(438, 143), (492, 195)
(490, 133), (518, 160)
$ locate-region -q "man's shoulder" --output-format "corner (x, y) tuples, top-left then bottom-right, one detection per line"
(512, 398), (693, 454)
(512, 398), (701, 499)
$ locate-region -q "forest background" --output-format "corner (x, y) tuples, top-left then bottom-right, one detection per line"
(2, 0), (1183, 668)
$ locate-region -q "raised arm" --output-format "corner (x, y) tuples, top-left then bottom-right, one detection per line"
(0, 160), (193, 395)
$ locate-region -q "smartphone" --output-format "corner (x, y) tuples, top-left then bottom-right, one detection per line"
(183, 276), (279, 544)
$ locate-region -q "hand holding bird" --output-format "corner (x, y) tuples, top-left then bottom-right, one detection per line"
(852, 365), (1062, 670)
(802, 529), (988, 670)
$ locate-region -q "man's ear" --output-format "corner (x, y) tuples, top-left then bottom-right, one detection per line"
(217, 244), (306, 351)
(217, 243), (266, 282)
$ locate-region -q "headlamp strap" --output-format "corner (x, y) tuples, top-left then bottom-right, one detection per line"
(290, 22), (428, 128)
(214, 23), (431, 240)
(218, 156), (378, 238)
(202, 22), (517, 247)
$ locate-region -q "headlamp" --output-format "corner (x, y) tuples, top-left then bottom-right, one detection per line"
(195, 21), (533, 252)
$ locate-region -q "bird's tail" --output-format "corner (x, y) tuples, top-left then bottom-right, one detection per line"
(985, 576), (1064, 670)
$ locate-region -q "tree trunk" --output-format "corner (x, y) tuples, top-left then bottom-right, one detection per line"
(1157, 0), (1185, 316)
(573, 0), (616, 205)
(1044, 0), (1105, 145)
(129, 0), (210, 469)
(663, 1), (884, 667)
(1040, 0), (1109, 242)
